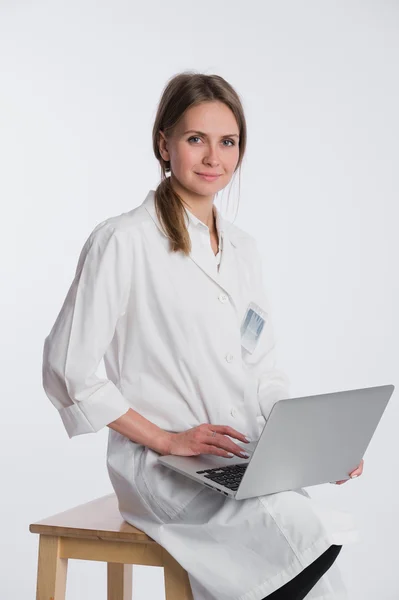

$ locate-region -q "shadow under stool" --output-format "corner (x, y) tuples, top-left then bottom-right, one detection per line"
(29, 492), (194, 600)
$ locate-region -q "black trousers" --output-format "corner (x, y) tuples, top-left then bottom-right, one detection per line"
(262, 545), (343, 600)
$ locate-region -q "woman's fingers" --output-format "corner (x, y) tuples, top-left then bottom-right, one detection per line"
(207, 431), (250, 458)
(349, 458), (364, 477)
(332, 459), (364, 484)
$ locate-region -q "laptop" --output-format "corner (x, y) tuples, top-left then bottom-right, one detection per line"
(158, 384), (394, 500)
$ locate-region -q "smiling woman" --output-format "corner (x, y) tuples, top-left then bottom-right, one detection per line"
(42, 70), (359, 600)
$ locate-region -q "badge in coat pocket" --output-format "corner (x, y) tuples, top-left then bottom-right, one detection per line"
(240, 301), (267, 354)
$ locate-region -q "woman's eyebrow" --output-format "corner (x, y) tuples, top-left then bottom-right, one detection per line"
(183, 129), (239, 138)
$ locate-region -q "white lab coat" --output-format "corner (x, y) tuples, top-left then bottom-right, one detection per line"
(42, 189), (360, 600)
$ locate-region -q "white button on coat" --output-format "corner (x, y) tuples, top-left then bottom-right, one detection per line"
(42, 189), (359, 600)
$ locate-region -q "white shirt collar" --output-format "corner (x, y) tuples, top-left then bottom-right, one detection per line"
(184, 203), (224, 250)
(143, 190), (241, 249)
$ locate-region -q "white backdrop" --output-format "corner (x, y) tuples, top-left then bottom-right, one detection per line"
(1, 1), (398, 598)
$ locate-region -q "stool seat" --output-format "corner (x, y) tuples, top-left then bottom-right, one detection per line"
(30, 493), (152, 543)
(29, 493), (193, 599)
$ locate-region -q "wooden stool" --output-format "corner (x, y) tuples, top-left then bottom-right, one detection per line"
(29, 493), (193, 600)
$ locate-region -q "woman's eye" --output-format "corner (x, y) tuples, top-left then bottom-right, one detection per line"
(187, 136), (236, 147)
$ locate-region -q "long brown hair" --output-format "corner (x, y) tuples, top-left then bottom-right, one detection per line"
(152, 71), (247, 255)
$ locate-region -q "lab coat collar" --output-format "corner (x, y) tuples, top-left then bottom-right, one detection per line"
(142, 189), (240, 304)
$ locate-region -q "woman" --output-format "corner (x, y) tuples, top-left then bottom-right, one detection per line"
(42, 71), (363, 599)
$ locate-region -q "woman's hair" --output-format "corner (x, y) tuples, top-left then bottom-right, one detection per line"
(152, 71), (247, 255)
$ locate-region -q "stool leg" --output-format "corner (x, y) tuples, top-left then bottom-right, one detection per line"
(162, 549), (193, 600)
(107, 563), (133, 600)
(35, 535), (68, 600)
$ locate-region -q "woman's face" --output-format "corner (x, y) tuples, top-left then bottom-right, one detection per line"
(158, 101), (240, 202)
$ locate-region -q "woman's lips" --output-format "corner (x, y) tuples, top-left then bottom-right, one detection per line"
(196, 173), (221, 181)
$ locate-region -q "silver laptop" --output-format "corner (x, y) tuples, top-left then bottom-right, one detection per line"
(158, 384), (394, 500)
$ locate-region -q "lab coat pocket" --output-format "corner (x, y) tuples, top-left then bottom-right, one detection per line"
(137, 446), (204, 522)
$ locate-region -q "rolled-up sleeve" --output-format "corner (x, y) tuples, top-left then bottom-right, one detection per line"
(42, 222), (132, 438)
(244, 239), (292, 421)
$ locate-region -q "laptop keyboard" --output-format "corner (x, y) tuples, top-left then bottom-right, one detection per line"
(196, 464), (248, 491)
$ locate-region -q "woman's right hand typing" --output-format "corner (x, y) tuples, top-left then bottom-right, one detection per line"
(161, 424), (251, 458)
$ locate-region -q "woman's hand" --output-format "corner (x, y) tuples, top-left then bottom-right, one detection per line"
(332, 459), (364, 485)
(162, 424), (251, 459)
